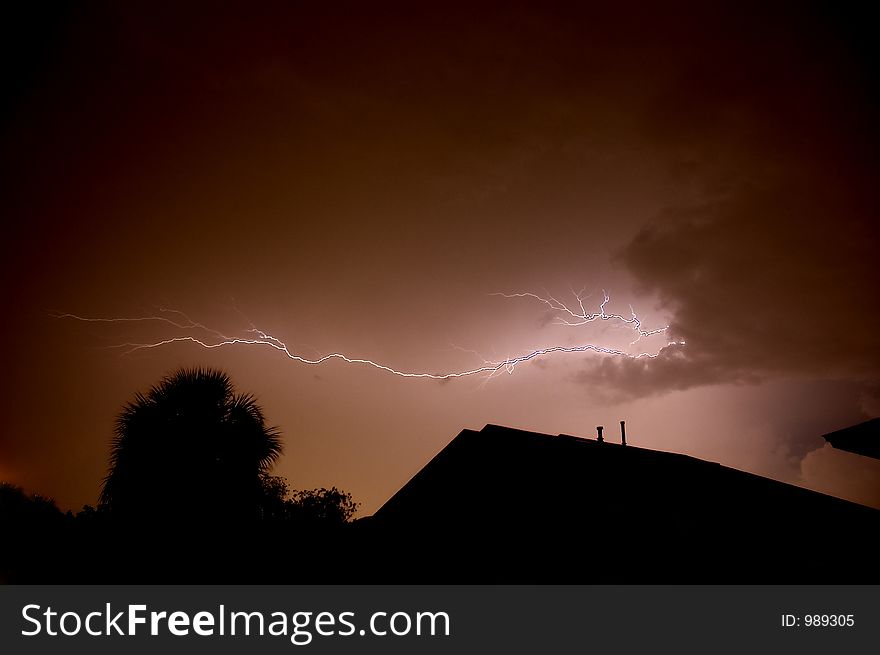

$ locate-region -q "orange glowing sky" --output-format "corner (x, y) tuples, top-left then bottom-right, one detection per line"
(2, 1), (879, 514)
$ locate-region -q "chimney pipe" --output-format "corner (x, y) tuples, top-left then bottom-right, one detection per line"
(620, 420), (626, 446)
(596, 425), (604, 442)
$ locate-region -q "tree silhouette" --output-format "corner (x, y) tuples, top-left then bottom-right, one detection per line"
(0, 484), (66, 583)
(256, 473), (358, 525)
(101, 367), (281, 524)
(289, 487), (358, 525)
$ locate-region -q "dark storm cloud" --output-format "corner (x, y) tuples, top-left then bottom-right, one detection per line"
(570, 4), (880, 400)
(619, 174), (878, 381)
(584, 183), (880, 399)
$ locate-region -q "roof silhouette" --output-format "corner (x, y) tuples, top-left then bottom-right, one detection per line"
(823, 418), (880, 459)
(362, 424), (879, 583)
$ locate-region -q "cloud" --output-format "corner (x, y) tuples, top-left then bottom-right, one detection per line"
(858, 383), (880, 417)
(799, 444), (880, 509)
(575, 25), (880, 401)
(585, 173), (880, 401)
(573, 342), (758, 403)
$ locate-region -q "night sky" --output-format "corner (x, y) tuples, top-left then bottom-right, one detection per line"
(3, 1), (879, 514)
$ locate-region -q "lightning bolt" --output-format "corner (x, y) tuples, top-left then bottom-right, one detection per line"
(490, 288), (668, 344)
(53, 290), (682, 380)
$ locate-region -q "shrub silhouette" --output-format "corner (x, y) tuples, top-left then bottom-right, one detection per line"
(0, 483), (63, 524)
(289, 487), (358, 525)
(101, 367), (281, 524)
(0, 484), (66, 582)
(257, 473), (358, 525)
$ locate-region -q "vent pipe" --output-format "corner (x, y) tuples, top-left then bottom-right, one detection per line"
(620, 420), (626, 446)
(596, 425), (604, 442)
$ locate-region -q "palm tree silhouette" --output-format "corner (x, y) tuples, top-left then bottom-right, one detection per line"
(101, 367), (282, 524)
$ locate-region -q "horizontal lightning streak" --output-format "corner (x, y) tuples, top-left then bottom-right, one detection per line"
(54, 291), (680, 380)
